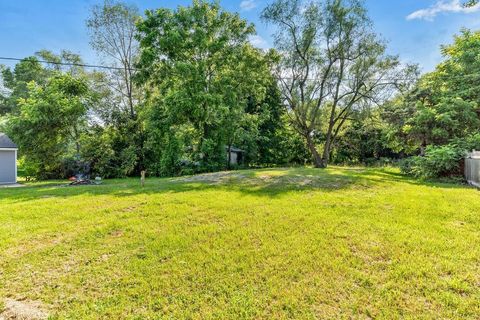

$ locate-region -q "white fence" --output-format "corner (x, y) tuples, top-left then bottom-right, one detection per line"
(465, 151), (480, 188)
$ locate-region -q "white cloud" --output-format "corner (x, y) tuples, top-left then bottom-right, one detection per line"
(240, 0), (257, 11)
(249, 35), (270, 49)
(407, 0), (480, 21)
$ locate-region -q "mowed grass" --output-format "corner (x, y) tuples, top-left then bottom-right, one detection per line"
(1, 167), (479, 319)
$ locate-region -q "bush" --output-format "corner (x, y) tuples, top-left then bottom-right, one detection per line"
(118, 146), (138, 177)
(415, 145), (464, 178)
(79, 131), (116, 178)
(401, 133), (480, 179)
(399, 157), (417, 176)
(17, 157), (38, 181)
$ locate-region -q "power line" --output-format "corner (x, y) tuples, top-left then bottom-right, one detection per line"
(1, 55), (480, 82)
(0, 56), (130, 71)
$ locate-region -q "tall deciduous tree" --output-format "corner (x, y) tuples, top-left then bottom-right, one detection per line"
(0, 57), (47, 115)
(6, 74), (91, 179)
(136, 0), (273, 172)
(86, 0), (140, 119)
(383, 29), (480, 155)
(86, 0), (145, 175)
(262, 0), (406, 168)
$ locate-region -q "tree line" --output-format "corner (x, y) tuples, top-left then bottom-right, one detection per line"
(0, 0), (479, 180)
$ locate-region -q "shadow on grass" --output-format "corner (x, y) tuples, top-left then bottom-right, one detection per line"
(0, 167), (473, 204)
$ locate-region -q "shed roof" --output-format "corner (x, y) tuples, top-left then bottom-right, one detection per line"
(0, 133), (17, 149)
(226, 146), (245, 153)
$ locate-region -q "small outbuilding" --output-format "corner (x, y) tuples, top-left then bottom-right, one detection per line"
(0, 133), (18, 184)
(226, 146), (245, 166)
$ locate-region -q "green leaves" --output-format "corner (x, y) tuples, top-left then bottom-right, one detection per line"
(384, 29), (480, 163)
(136, 0), (273, 172)
(262, 0), (402, 167)
(6, 74), (91, 179)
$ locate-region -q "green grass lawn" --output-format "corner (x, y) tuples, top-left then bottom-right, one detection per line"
(1, 167), (479, 319)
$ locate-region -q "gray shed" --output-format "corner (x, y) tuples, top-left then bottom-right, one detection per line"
(0, 133), (18, 184)
(226, 146), (245, 166)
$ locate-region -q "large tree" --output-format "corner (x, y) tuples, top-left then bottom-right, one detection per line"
(383, 29), (480, 155)
(86, 0), (145, 175)
(262, 0), (407, 168)
(6, 74), (91, 179)
(136, 0), (273, 173)
(86, 0), (140, 120)
(0, 57), (47, 115)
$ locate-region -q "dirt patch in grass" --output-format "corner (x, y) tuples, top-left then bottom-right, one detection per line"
(3, 235), (65, 260)
(176, 171), (247, 183)
(1, 298), (48, 320)
(176, 171), (356, 191)
(109, 229), (124, 237)
(247, 174), (356, 190)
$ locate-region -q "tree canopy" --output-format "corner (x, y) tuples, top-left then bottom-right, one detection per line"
(6, 74), (90, 179)
(0, 0), (478, 180)
(262, 0), (410, 168)
(136, 0), (276, 173)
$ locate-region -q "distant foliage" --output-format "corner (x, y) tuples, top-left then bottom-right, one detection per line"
(136, 0), (281, 175)
(0, 57), (48, 115)
(385, 29), (480, 179)
(401, 134), (480, 179)
(2, 2), (480, 181)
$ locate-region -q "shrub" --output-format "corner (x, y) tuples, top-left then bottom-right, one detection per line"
(401, 133), (480, 179)
(399, 157), (418, 176)
(414, 145), (464, 178)
(17, 157), (39, 181)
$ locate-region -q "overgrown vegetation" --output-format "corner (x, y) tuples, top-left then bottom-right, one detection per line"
(1, 0), (479, 180)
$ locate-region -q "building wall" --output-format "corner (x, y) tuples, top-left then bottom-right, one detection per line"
(229, 152), (238, 165)
(0, 150), (16, 184)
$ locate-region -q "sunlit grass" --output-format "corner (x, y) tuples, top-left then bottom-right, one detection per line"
(1, 167), (479, 319)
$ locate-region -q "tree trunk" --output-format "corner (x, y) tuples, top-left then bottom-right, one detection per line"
(320, 151), (329, 168)
(127, 77), (135, 120)
(319, 112), (337, 169)
(306, 134), (325, 168)
(227, 144), (232, 170)
(321, 139), (332, 169)
(420, 138), (427, 156)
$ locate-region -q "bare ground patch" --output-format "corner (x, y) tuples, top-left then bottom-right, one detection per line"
(0, 298), (48, 320)
(175, 171), (248, 183)
(175, 170), (358, 190)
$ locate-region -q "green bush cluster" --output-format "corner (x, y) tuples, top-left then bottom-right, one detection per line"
(401, 134), (480, 179)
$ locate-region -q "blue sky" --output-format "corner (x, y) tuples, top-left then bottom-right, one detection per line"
(1, 0), (480, 73)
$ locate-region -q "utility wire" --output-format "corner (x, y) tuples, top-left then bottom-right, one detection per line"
(1, 55), (480, 82)
(0, 56), (129, 71)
